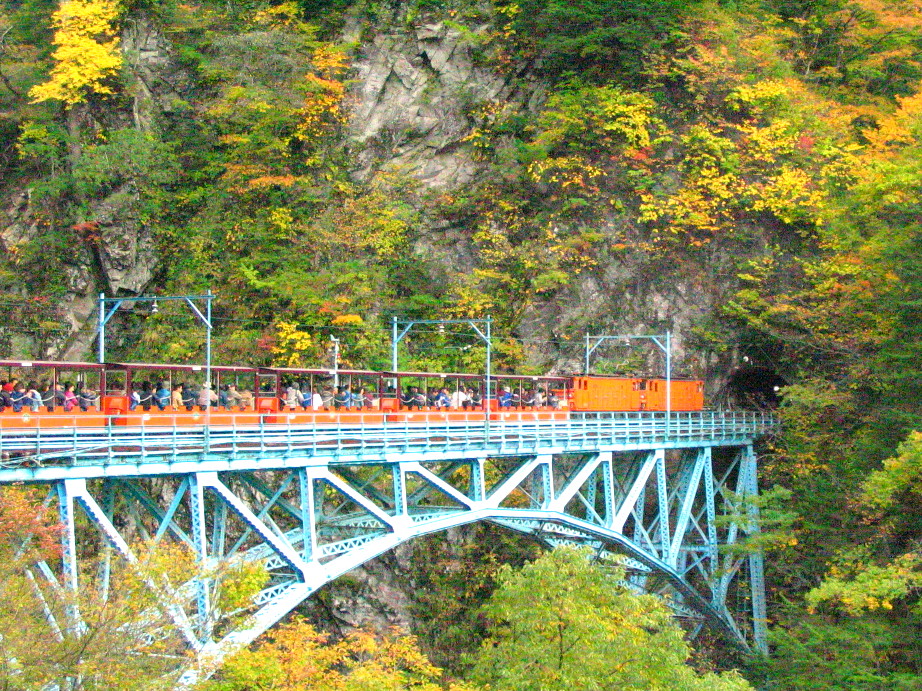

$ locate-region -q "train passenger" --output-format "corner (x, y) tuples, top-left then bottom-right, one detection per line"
(521, 389), (535, 407)
(198, 385), (216, 410)
(354, 387), (372, 409)
(10, 384), (28, 412)
(77, 385), (98, 411)
(26, 382), (41, 412)
(129, 385), (141, 411)
(309, 389), (322, 410)
(533, 389), (544, 407)
(334, 386), (351, 409)
(285, 384), (302, 410)
(24, 383), (38, 411)
(2, 378), (17, 393)
(171, 384), (183, 410)
(218, 384), (230, 410)
(155, 382), (170, 410)
(450, 387), (468, 409)
(228, 385), (254, 410)
(400, 386), (421, 410)
(62, 383), (78, 412)
(181, 383), (195, 411)
(497, 386), (512, 408)
(39, 383), (53, 411)
(546, 390), (560, 409)
(139, 382), (154, 411)
(466, 388), (482, 409)
(54, 383), (65, 409)
(227, 384), (242, 409)
(435, 388), (450, 408)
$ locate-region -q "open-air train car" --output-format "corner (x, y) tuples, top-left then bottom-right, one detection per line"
(0, 360), (706, 429)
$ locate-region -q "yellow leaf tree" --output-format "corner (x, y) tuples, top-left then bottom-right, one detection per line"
(29, 0), (123, 106)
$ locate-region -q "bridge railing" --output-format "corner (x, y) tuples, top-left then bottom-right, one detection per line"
(0, 411), (776, 475)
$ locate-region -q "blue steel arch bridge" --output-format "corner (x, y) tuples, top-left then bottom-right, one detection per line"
(0, 409), (774, 684)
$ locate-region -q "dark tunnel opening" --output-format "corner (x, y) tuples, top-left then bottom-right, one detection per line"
(727, 367), (788, 409)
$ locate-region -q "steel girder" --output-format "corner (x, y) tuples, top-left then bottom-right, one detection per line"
(29, 443), (767, 685)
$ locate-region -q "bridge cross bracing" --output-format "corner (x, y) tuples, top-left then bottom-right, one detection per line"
(0, 411), (774, 684)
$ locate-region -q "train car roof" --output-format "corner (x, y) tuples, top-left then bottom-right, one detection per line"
(384, 370), (483, 379)
(384, 371), (569, 382)
(492, 373), (570, 383)
(106, 362), (258, 373)
(259, 367), (382, 377)
(0, 359), (104, 370)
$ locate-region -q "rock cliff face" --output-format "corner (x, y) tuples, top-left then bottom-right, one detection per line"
(0, 16), (192, 358)
(348, 16), (539, 188)
(345, 13), (740, 387)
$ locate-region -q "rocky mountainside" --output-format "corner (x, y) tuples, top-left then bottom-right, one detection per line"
(4, 1), (922, 684)
(1, 0), (786, 394)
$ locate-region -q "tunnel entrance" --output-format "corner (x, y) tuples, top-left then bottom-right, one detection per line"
(727, 367), (787, 409)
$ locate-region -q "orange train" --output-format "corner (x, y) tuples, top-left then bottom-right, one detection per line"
(0, 360), (704, 430)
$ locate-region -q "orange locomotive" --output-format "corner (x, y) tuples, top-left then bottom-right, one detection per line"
(0, 360), (706, 430)
(567, 376), (704, 412)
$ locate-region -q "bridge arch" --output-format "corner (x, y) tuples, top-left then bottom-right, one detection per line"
(3, 412), (772, 683)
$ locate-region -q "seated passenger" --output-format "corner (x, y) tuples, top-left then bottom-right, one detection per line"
(450, 387), (468, 409)
(465, 388), (482, 410)
(285, 384), (302, 410)
(333, 386), (350, 409)
(77, 385), (98, 412)
(54, 383), (66, 409)
(25, 382), (41, 413)
(198, 385), (215, 410)
(181, 384), (195, 411)
(155, 382), (170, 410)
(62, 383), (78, 412)
(547, 391), (560, 409)
(139, 382), (154, 411)
(320, 387), (335, 409)
(497, 386), (513, 408)
(510, 390), (522, 407)
(128, 385), (141, 411)
(237, 388), (255, 410)
(522, 389), (536, 407)
(171, 384), (184, 410)
(38, 383), (54, 412)
(353, 387), (372, 409)
(10, 384), (28, 413)
(534, 389), (545, 407)
(218, 384), (230, 410)
(435, 387), (450, 409)
(311, 389), (324, 410)
(226, 384), (250, 410)
(400, 386), (423, 410)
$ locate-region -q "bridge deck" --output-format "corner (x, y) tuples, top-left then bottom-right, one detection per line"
(0, 410), (774, 482)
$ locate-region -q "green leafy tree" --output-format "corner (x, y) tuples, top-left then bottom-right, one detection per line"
(469, 546), (752, 691)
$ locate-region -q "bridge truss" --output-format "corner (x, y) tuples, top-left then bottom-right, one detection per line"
(0, 412), (773, 683)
